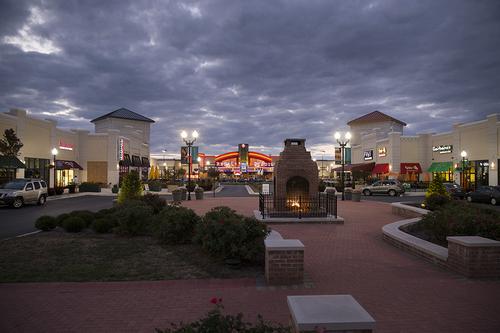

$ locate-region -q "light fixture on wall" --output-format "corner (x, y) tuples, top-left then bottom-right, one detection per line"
(491, 161), (496, 170)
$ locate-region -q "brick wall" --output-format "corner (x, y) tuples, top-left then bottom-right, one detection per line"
(265, 239), (305, 285)
(447, 237), (500, 278)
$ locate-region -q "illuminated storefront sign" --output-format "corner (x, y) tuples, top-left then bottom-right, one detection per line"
(378, 147), (387, 157)
(117, 138), (125, 160)
(364, 150), (374, 161)
(59, 140), (74, 151)
(432, 145), (453, 154)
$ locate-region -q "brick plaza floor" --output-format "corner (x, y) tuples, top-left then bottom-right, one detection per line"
(1, 198), (499, 332)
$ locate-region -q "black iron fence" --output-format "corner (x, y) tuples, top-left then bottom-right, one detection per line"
(259, 192), (337, 219)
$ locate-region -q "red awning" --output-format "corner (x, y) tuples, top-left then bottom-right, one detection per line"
(400, 163), (422, 174)
(372, 163), (389, 174)
(55, 160), (83, 170)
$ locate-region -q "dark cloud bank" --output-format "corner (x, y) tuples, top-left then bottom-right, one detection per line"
(1, 0), (499, 156)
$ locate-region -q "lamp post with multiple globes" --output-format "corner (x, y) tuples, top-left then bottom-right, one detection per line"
(180, 130), (198, 200)
(334, 132), (351, 201)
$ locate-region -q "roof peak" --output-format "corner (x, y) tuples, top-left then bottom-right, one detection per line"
(347, 110), (406, 126)
(91, 107), (155, 123)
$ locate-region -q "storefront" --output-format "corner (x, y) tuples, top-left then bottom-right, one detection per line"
(55, 160), (83, 186)
(427, 162), (454, 182)
(1, 107), (154, 187)
(400, 163), (422, 182)
(372, 163), (389, 179)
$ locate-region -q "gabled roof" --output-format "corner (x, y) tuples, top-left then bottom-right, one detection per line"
(91, 108), (155, 123)
(347, 111), (406, 126)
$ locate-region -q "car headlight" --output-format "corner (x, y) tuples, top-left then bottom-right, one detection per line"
(6, 192), (16, 197)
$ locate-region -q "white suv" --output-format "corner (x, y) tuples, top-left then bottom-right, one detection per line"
(0, 178), (48, 208)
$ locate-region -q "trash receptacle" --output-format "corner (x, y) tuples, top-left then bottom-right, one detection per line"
(344, 188), (353, 200)
(352, 190), (361, 202)
(195, 187), (204, 200)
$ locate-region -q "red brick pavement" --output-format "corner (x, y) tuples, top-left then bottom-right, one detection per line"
(1, 198), (499, 332)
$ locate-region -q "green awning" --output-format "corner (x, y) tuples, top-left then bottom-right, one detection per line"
(427, 162), (453, 173)
(0, 155), (26, 169)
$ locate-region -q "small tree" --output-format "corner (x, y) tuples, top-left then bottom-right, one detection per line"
(426, 174), (448, 197)
(118, 170), (143, 203)
(207, 167), (220, 180)
(0, 128), (23, 157)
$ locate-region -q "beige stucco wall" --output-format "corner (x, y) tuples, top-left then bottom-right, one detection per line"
(400, 137), (419, 162)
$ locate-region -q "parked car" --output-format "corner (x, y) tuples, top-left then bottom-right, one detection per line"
(465, 186), (500, 205)
(0, 178), (48, 208)
(443, 182), (465, 199)
(362, 180), (405, 197)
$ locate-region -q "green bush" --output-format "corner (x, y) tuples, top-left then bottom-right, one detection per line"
(156, 300), (290, 333)
(425, 175), (448, 198)
(154, 206), (201, 244)
(35, 215), (57, 231)
(62, 216), (86, 233)
(147, 180), (162, 192)
(92, 217), (118, 233)
(140, 193), (166, 214)
(194, 206), (269, 262)
(419, 201), (500, 245)
(94, 207), (118, 219)
(118, 170), (142, 204)
(423, 193), (450, 211)
(318, 180), (326, 192)
(78, 182), (101, 192)
(70, 210), (95, 227)
(56, 213), (70, 226)
(197, 178), (214, 191)
(114, 205), (154, 236)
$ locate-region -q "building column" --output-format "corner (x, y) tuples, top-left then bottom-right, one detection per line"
(388, 132), (401, 179)
(487, 114), (499, 186)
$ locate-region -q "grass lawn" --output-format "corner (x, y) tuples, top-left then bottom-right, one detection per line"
(0, 230), (263, 283)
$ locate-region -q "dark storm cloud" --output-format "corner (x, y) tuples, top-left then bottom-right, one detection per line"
(1, 0), (499, 157)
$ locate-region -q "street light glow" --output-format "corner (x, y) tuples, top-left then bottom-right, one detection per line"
(192, 130), (199, 138)
(334, 132), (341, 140)
(461, 150), (467, 158)
(51, 148), (58, 155)
(180, 130), (187, 139)
(345, 132), (351, 140)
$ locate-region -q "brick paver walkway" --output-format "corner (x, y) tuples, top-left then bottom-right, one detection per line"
(1, 198), (499, 332)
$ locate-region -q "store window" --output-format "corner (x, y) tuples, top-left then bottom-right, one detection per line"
(24, 157), (50, 182)
(474, 160), (489, 187)
(56, 169), (74, 187)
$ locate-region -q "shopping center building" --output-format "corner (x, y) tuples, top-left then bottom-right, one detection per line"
(348, 111), (499, 189)
(0, 108), (154, 187)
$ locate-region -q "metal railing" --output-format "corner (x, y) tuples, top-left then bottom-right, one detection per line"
(259, 192), (337, 219)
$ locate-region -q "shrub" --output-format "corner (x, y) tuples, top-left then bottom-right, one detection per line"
(55, 187), (65, 195)
(114, 205), (154, 236)
(70, 210), (95, 227)
(118, 170), (142, 203)
(140, 193), (166, 214)
(78, 182), (101, 192)
(156, 299), (290, 333)
(147, 180), (162, 192)
(111, 184), (119, 194)
(92, 217), (118, 233)
(423, 193), (450, 211)
(194, 206), (269, 262)
(425, 175), (448, 198)
(35, 215), (57, 231)
(318, 180), (326, 192)
(197, 178), (214, 191)
(94, 207), (118, 219)
(154, 206), (201, 244)
(62, 216), (86, 233)
(419, 201), (500, 245)
(56, 213), (70, 226)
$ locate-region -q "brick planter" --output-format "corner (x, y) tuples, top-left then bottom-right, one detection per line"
(265, 239), (304, 285)
(447, 236), (500, 278)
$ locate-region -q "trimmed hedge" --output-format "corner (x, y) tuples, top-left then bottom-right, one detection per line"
(195, 206), (269, 262)
(62, 216), (86, 233)
(78, 182), (101, 192)
(35, 215), (57, 231)
(154, 206), (201, 244)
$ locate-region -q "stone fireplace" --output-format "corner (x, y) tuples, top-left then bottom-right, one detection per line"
(273, 138), (319, 200)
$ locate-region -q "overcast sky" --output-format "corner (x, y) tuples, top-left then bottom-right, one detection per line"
(1, 0), (499, 158)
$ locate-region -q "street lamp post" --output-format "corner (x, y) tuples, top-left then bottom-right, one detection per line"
(51, 148), (58, 193)
(461, 150), (467, 191)
(181, 130), (198, 200)
(334, 132), (351, 201)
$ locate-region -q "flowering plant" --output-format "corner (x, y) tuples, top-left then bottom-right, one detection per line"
(156, 298), (290, 333)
